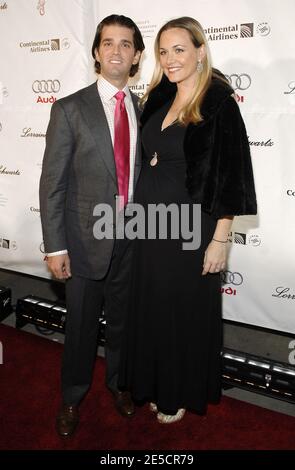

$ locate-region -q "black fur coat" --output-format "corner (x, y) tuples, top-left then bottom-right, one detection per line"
(140, 73), (257, 219)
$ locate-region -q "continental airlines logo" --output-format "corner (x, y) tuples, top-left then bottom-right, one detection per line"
(204, 22), (270, 41)
(0, 238), (10, 249)
(228, 231), (261, 247)
(0, 237), (17, 250)
(30, 206), (40, 216)
(20, 37), (70, 53)
(129, 83), (149, 99)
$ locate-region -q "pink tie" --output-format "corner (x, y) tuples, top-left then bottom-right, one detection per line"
(114, 91), (130, 207)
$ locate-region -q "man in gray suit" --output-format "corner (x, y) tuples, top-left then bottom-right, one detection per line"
(39, 14), (144, 437)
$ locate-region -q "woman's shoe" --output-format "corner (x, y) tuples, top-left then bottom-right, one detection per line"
(157, 408), (186, 424)
(149, 402), (158, 413)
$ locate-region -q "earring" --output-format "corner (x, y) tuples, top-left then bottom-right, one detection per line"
(197, 60), (203, 73)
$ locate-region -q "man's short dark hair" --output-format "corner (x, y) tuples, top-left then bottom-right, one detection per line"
(91, 14), (145, 77)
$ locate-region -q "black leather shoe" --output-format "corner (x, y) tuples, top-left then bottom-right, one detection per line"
(111, 390), (135, 417)
(56, 404), (79, 437)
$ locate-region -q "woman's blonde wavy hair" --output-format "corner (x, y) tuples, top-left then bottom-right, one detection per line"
(141, 17), (213, 125)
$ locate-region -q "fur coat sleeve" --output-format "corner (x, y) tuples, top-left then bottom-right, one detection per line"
(185, 94), (257, 218)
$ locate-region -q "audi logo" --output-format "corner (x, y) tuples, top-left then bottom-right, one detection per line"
(225, 74), (251, 91)
(221, 271), (243, 286)
(32, 79), (60, 93)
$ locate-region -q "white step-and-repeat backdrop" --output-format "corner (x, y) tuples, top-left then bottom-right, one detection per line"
(0, 0), (295, 333)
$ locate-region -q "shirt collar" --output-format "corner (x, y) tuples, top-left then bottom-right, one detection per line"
(97, 75), (131, 102)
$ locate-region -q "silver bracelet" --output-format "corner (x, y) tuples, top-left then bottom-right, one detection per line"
(212, 238), (228, 244)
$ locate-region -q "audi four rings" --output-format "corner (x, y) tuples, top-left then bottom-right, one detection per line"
(220, 271), (243, 286)
(225, 74), (251, 90)
(32, 79), (60, 93)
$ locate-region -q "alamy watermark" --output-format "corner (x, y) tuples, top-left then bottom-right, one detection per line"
(93, 198), (201, 250)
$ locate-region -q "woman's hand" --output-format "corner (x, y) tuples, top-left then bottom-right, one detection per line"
(202, 240), (227, 275)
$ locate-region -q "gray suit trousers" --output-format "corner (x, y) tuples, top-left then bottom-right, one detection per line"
(61, 236), (133, 405)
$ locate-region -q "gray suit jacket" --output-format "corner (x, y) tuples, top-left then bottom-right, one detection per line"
(39, 82), (141, 280)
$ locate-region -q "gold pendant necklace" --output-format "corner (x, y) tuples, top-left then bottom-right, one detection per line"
(150, 152), (158, 166)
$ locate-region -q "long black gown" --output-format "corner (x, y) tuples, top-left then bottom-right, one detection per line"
(119, 100), (222, 415)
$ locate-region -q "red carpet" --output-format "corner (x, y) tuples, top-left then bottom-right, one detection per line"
(0, 323), (294, 450)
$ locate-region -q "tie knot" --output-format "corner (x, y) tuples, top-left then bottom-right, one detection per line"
(115, 91), (126, 101)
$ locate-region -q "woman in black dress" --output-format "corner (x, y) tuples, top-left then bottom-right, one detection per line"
(119, 17), (257, 423)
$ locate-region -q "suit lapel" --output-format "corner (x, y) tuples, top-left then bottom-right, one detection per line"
(79, 84), (142, 191)
(79, 83), (117, 186)
(130, 92), (142, 189)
